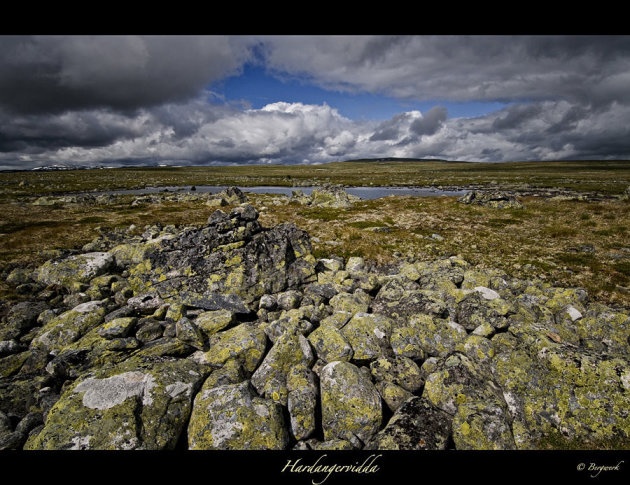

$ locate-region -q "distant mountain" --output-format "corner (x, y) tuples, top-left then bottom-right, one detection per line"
(341, 157), (459, 163)
(30, 164), (113, 171)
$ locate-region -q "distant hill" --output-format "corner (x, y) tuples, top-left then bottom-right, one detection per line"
(341, 157), (464, 163)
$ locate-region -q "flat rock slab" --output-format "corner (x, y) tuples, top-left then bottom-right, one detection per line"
(25, 358), (205, 450)
(36, 252), (114, 288)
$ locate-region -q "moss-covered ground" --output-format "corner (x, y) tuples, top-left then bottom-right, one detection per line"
(1, 160), (629, 307)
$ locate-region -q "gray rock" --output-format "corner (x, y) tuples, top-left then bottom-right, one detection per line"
(287, 364), (318, 441)
(251, 330), (314, 405)
(369, 356), (424, 393)
(127, 292), (165, 314)
(35, 252), (115, 288)
(98, 317), (137, 339)
(175, 317), (206, 350)
(320, 361), (382, 444)
(187, 380), (288, 450)
(458, 190), (524, 209)
(341, 312), (394, 362)
(26, 358), (205, 450)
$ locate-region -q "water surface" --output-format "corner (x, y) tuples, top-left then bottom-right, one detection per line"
(100, 185), (467, 199)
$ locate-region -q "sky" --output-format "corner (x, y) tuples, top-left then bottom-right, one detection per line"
(1, 35), (630, 170)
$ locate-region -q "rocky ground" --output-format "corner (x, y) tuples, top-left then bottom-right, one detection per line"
(1, 191), (629, 450)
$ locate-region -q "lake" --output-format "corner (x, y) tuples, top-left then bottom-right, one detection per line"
(100, 185), (468, 199)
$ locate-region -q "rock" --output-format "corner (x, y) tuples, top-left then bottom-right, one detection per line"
(366, 397), (452, 450)
(98, 317), (137, 339)
(135, 318), (165, 343)
(372, 282), (448, 321)
(287, 363), (318, 440)
(2, 301), (49, 340)
(262, 312), (313, 343)
(6, 267), (33, 286)
(129, 211), (317, 308)
(320, 361), (382, 444)
(389, 326), (427, 361)
(452, 401), (516, 450)
(187, 380), (288, 450)
(276, 290), (302, 310)
(329, 291), (370, 315)
(35, 252), (114, 288)
(458, 190), (524, 209)
(194, 310), (236, 337)
(215, 186), (248, 205)
(0, 340), (21, 357)
(259, 294), (277, 310)
(307, 325), (354, 363)
(202, 323), (267, 374)
(369, 356), (424, 393)
(493, 342), (630, 449)
(319, 311), (352, 329)
(250, 330), (314, 405)
(423, 353), (507, 416)
(25, 358), (205, 449)
(294, 185), (361, 208)
(30, 300), (107, 355)
(374, 381), (414, 413)
(457, 335), (495, 365)
(456, 291), (509, 331)
(346, 257), (366, 273)
(341, 312), (394, 362)
(127, 292), (165, 314)
(200, 358), (246, 388)
(406, 314), (467, 358)
(175, 317), (206, 350)
(474, 286), (501, 300)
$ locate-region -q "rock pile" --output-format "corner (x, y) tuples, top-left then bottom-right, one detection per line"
(291, 185), (361, 208)
(1, 204), (629, 450)
(458, 190), (524, 209)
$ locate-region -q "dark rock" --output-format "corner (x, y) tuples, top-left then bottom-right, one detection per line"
(179, 293), (250, 314)
(458, 190), (524, 209)
(2, 301), (49, 340)
(366, 397), (452, 450)
(103, 305), (136, 323)
(135, 318), (165, 343)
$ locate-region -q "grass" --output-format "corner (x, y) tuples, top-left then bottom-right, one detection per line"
(1, 159), (630, 200)
(1, 160), (630, 306)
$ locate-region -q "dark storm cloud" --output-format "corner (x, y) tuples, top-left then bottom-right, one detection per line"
(0, 108), (150, 153)
(2, 35), (630, 168)
(409, 106), (447, 136)
(0, 36), (250, 115)
(261, 35), (630, 107)
(369, 112), (413, 141)
(491, 104), (545, 131)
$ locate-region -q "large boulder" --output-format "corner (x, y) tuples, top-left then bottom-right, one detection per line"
(25, 358), (205, 450)
(126, 206), (317, 307)
(367, 397), (452, 450)
(293, 185), (361, 208)
(187, 380), (288, 450)
(320, 361), (382, 444)
(250, 330), (315, 405)
(458, 190), (524, 209)
(30, 301), (107, 356)
(35, 252), (114, 288)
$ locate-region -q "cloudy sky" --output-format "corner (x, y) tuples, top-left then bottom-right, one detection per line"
(1, 35), (630, 170)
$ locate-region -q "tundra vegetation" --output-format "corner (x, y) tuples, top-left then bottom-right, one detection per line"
(0, 159), (629, 451)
